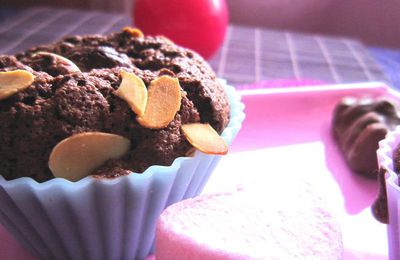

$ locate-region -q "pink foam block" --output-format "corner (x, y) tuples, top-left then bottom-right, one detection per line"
(156, 191), (343, 259)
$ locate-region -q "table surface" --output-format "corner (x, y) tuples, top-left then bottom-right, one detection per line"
(0, 7), (398, 89)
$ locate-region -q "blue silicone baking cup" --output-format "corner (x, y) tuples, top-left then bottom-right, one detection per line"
(377, 126), (400, 260)
(0, 80), (245, 260)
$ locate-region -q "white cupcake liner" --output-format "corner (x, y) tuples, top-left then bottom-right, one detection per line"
(0, 81), (245, 260)
(377, 125), (400, 260)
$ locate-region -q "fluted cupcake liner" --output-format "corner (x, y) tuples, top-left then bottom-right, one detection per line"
(377, 126), (400, 260)
(0, 81), (245, 260)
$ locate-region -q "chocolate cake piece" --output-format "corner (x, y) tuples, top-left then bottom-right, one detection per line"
(332, 97), (400, 178)
(0, 29), (230, 182)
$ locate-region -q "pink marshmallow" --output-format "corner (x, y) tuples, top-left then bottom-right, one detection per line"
(156, 192), (343, 259)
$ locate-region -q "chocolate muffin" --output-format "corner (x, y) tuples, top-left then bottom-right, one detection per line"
(332, 97), (400, 178)
(0, 28), (230, 182)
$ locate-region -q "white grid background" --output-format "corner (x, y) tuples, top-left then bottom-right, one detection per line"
(0, 7), (389, 87)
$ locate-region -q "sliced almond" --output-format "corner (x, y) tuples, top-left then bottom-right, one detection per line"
(0, 70), (35, 100)
(181, 123), (228, 155)
(34, 52), (81, 73)
(137, 76), (181, 129)
(114, 71), (147, 116)
(185, 147), (196, 157)
(123, 27), (144, 38)
(49, 132), (130, 181)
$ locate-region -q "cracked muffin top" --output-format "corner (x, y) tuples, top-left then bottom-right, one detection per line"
(0, 28), (230, 182)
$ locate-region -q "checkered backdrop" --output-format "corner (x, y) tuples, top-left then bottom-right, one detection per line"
(0, 7), (389, 87)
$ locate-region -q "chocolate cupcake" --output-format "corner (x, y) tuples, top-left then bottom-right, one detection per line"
(1, 27), (231, 182)
(0, 28), (245, 259)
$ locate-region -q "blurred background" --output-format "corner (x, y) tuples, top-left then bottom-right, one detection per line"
(1, 0), (400, 88)
(3, 0), (400, 48)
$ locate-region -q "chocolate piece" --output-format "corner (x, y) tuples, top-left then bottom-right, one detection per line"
(332, 98), (400, 177)
(371, 167), (389, 224)
(393, 143), (400, 174)
(18, 52), (80, 76)
(0, 29), (230, 182)
(65, 46), (133, 72)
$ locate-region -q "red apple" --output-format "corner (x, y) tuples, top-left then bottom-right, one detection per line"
(133, 0), (228, 59)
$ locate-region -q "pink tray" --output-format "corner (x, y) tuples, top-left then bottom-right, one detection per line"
(0, 82), (392, 259)
(204, 82), (394, 259)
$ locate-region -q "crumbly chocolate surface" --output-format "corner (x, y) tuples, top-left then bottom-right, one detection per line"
(332, 98), (400, 178)
(0, 30), (230, 182)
